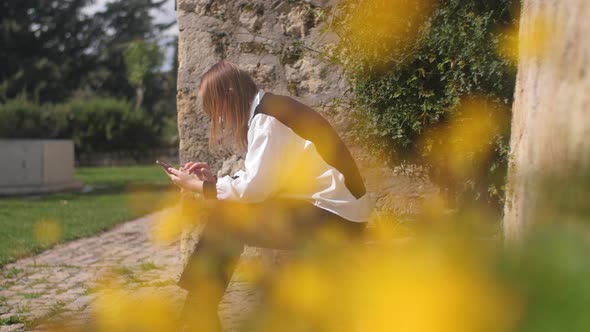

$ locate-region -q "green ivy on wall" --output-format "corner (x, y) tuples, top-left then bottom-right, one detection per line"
(328, 0), (518, 213)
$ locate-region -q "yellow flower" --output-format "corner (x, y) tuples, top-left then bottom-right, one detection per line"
(33, 218), (62, 246)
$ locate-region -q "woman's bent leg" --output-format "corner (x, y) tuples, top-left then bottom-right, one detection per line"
(177, 199), (367, 330)
(178, 218), (244, 332)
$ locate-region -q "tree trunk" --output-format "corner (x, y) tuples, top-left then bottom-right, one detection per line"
(504, 0), (590, 242)
(135, 81), (144, 112)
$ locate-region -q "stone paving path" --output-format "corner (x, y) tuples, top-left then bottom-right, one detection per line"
(0, 211), (262, 332)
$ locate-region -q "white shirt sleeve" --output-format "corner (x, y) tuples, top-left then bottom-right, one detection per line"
(215, 114), (285, 202)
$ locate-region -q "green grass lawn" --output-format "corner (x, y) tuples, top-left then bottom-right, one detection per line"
(0, 166), (179, 266)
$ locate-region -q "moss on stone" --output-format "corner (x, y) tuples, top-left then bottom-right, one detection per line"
(241, 3), (264, 16)
(287, 81), (299, 96)
(279, 42), (304, 65)
(239, 41), (268, 54)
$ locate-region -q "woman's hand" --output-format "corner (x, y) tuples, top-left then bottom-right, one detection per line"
(182, 162), (215, 182)
(166, 168), (203, 193)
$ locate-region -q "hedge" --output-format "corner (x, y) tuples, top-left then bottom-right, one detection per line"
(0, 97), (161, 154)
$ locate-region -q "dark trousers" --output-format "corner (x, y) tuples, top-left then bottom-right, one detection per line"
(177, 198), (366, 331)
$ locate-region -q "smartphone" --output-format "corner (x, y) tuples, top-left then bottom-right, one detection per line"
(156, 160), (174, 173)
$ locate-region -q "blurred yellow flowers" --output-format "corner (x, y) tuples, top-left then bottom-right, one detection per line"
(420, 96), (510, 180)
(33, 217), (62, 246)
(247, 239), (519, 332)
(335, 0), (436, 71)
(92, 285), (178, 332)
(150, 192), (204, 246)
(498, 10), (558, 63)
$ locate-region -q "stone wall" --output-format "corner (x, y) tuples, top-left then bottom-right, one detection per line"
(176, 0), (347, 171)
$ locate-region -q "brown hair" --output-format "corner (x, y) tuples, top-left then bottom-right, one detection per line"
(198, 60), (258, 152)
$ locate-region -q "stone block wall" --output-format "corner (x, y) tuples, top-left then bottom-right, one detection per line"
(176, 0), (347, 172)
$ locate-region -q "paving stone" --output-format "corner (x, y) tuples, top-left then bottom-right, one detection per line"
(0, 211), (266, 331)
(0, 324), (25, 332)
(0, 313), (14, 320)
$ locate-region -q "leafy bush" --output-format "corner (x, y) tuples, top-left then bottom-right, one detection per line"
(0, 97), (161, 153)
(62, 98), (159, 153)
(329, 0), (518, 211)
(0, 98), (59, 138)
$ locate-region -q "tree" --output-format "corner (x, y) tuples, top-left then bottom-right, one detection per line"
(0, 0), (100, 103)
(503, 0), (590, 241)
(124, 40), (164, 111)
(92, 0), (174, 102)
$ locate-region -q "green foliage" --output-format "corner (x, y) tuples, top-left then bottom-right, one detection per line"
(330, 0), (518, 210)
(0, 0), (175, 109)
(330, 0), (437, 73)
(0, 98), (160, 153)
(498, 225), (590, 332)
(0, 0), (179, 151)
(62, 98), (159, 153)
(0, 0), (99, 103)
(0, 315), (23, 325)
(0, 99), (44, 138)
(93, 0), (175, 103)
(123, 40), (164, 111)
(279, 41), (305, 66)
(498, 164), (590, 331)
(124, 40), (164, 86)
